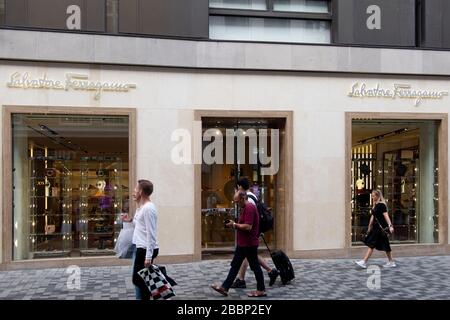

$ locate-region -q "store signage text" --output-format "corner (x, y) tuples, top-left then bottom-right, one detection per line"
(348, 82), (449, 106)
(6, 72), (137, 100)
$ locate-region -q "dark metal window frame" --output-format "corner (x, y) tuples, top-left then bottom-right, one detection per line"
(209, 0), (332, 21)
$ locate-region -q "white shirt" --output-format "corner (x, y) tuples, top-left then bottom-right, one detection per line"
(132, 201), (159, 260)
(246, 191), (257, 207)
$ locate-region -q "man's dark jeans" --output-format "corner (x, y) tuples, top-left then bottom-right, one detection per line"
(222, 246), (265, 292)
(132, 247), (159, 300)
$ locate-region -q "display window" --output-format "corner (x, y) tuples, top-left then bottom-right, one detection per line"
(351, 119), (440, 245)
(11, 113), (130, 260)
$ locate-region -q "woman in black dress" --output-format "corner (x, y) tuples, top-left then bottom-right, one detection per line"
(355, 189), (396, 268)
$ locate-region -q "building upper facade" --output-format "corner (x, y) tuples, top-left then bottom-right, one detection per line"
(1, 0), (450, 76)
(1, 0), (450, 49)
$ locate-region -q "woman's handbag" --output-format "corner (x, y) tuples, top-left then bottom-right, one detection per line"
(374, 216), (391, 237)
(138, 265), (176, 300)
(360, 229), (369, 243)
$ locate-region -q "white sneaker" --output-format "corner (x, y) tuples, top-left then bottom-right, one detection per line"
(383, 261), (397, 268)
(354, 260), (367, 269)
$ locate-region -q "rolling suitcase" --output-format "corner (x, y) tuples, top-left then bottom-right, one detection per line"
(261, 234), (295, 285)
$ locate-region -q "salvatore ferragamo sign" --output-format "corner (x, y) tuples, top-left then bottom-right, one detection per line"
(6, 72), (137, 100)
(348, 82), (448, 106)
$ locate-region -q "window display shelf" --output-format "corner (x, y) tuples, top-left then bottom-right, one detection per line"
(28, 196), (69, 199)
(29, 213), (71, 217)
(28, 157), (73, 254)
(29, 232), (69, 236)
(27, 156), (126, 255)
(78, 156), (124, 251)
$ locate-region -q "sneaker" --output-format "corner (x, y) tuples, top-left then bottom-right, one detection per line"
(230, 279), (246, 289)
(354, 260), (367, 269)
(268, 269), (279, 286)
(383, 261), (397, 268)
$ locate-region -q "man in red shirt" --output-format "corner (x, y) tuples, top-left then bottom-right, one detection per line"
(211, 191), (266, 297)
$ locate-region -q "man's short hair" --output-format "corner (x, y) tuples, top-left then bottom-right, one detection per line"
(237, 177), (250, 191)
(138, 179), (154, 196)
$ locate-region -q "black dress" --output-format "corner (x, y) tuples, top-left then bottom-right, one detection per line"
(363, 203), (391, 252)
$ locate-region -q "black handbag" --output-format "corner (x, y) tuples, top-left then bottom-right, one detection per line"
(374, 215), (390, 237)
(361, 230), (369, 242)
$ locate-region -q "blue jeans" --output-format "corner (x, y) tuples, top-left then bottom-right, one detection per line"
(131, 245), (142, 300)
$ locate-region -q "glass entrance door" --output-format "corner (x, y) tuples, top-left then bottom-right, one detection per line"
(201, 118), (281, 252)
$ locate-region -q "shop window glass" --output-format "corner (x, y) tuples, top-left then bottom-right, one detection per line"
(12, 113), (129, 260)
(273, 0), (330, 13)
(210, 0), (267, 10)
(210, 15), (330, 43)
(351, 120), (439, 245)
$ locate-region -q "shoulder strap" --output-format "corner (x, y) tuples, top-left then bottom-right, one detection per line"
(373, 212), (389, 234)
(247, 193), (258, 204)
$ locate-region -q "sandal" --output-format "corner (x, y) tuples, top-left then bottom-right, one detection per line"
(247, 291), (267, 297)
(211, 284), (229, 297)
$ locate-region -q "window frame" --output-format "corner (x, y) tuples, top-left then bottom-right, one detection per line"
(345, 112), (448, 249)
(2, 105), (137, 267)
(209, 0), (332, 22)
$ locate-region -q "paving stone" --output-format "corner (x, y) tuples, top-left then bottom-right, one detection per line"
(0, 256), (449, 299)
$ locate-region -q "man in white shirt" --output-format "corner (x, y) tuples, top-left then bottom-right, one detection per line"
(123, 179), (159, 300)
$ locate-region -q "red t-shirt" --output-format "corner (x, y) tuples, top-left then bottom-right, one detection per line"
(237, 202), (260, 247)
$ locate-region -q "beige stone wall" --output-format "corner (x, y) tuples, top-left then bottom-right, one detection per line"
(1, 62), (449, 261)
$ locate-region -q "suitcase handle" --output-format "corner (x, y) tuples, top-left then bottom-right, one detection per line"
(260, 233), (273, 256)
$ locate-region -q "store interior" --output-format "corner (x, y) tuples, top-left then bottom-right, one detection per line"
(352, 119), (439, 245)
(201, 117), (284, 253)
(12, 114), (129, 259)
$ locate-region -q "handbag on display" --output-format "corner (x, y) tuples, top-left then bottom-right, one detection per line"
(138, 265), (176, 300)
(45, 225), (56, 234)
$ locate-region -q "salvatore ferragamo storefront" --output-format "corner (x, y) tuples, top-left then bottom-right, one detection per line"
(0, 56), (449, 270)
(0, 0), (448, 270)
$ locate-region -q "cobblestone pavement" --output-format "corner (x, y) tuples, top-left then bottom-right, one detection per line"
(0, 255), (449, 300)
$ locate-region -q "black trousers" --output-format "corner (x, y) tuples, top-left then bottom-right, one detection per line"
(132, 247), (159, 300)
(222, 246), (265, 292)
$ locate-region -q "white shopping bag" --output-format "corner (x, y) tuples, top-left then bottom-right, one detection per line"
(114, 222), (135, 259)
